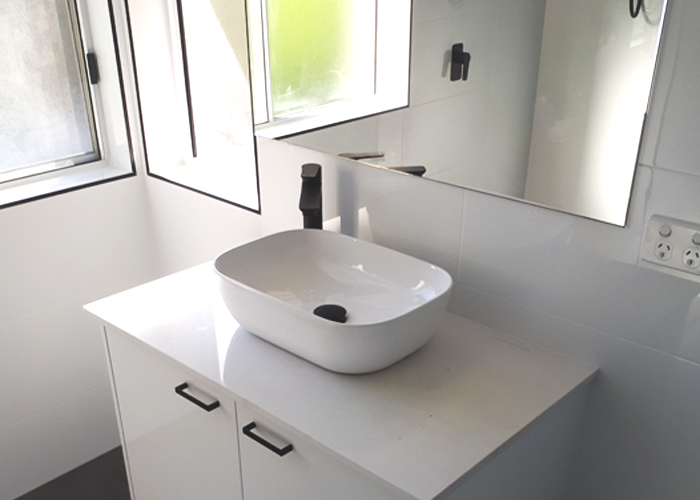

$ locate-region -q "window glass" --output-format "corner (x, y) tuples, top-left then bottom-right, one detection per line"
(0, 0), (98, 176)
(265, 0), (376, 116)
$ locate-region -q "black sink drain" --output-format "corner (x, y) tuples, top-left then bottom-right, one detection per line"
(313, 304), (348, 324)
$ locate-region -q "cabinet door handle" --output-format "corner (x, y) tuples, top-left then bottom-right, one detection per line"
(242, 422), (293, 457)
(175, 383), (220, 412)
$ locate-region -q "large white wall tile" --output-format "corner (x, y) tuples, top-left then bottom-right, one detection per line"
(644, 167), (700, 223)
(0, 300), (112, 429)
(451, 283), (700, 500)
(341, 161), (466, 280)
(0, 176), (157, 495)
(0, 178), (157, 323)
(455, 167), (700, 364)
(0, 384), (120, 500)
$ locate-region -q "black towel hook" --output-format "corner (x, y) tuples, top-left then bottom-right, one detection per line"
(630, 0), (644, 18)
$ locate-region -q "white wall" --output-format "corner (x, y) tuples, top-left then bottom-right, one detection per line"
(0, 177), (158, 499)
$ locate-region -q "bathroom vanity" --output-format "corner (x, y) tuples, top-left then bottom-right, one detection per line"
(85, 263), (597, 500)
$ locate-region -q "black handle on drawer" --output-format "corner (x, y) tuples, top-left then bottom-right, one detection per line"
(175, 383), (220, 412)
(242, 422), (294, 457)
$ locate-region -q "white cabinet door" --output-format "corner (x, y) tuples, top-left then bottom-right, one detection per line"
(106, 329), (242, 500)
(237, 402), (406, 500)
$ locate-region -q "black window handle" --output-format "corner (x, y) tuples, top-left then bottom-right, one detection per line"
(174, 382), (220, 412)
(242, 422), (294, 457)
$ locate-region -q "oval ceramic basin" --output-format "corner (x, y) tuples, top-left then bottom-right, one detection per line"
(214, 230), (453, 373)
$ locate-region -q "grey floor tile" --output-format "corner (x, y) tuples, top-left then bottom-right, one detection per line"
(16, 447), (130, 500)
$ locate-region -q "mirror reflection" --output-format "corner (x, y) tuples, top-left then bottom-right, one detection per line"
(249, 0), (411, 139)
(261, 0), (667, 226)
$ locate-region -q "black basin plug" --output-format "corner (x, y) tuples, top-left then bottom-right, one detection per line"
(313, 304), (347, 323)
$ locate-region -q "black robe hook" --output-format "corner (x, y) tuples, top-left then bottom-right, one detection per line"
(630, 0), (644, 18)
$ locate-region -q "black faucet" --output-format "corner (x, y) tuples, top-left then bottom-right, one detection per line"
(299, 163), (322, 229)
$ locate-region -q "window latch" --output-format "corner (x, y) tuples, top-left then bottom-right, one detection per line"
(87, 52), (100, 84)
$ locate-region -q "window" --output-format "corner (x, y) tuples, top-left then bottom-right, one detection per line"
(250, 0), (411, 138)
(126, 0), (261, 212)
(0, 0), (99, 182)
(0, 0), (137, 207)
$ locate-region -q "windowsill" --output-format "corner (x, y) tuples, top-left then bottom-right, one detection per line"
(255, 93), (408, 139)
(0, 161), (134, 208)
(147, 153), (260, 213)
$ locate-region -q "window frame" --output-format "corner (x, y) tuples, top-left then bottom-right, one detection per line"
(125, 0), (261, 214)
(250, 0), (412, 139)
(0, 0), (138, 209)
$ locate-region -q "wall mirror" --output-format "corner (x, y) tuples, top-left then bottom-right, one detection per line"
(255, 0), (668, 226)
(128, 0), (260, 212)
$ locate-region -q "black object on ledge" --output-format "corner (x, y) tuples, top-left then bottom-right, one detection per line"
(389, 166), (427, 177)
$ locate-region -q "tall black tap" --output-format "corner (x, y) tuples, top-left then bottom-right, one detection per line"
(299, 163), (322, 229)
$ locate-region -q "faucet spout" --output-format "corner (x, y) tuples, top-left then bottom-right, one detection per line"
(299, 163), (323, 229)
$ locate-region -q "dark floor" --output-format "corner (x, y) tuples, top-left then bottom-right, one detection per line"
(16, 447), (130, 500)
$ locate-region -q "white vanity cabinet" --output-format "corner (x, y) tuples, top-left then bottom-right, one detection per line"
(106, 326), (402, 500)
(106, 329), (243, 500)
(237, 403), (405, 500)
(87, 264), (598, 500)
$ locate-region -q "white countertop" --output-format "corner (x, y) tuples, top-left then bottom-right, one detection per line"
(85, 263), (597, 500)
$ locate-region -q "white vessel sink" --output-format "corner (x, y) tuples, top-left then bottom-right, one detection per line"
(214, 230), (453, 374)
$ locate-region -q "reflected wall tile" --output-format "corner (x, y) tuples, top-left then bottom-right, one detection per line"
(409, 9), (492, 107)
(412, 0), (487, 24)
(402, 92), (487, 176)
(283, 117), (381, 157)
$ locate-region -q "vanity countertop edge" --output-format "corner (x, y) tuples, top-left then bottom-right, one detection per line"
(85, 262), (598, 500)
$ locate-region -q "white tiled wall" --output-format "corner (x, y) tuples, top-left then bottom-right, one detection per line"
(0, 178), (158, 499)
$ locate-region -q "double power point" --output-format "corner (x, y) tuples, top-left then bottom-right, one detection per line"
(642, 216), (700, 275)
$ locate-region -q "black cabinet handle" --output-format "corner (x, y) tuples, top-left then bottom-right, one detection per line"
(242, 422), (293, 457)
(175, 383), (220, 412)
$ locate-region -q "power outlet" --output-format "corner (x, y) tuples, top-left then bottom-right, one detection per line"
(642, 215), (700, 276)
(682, 247), (700, 269)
